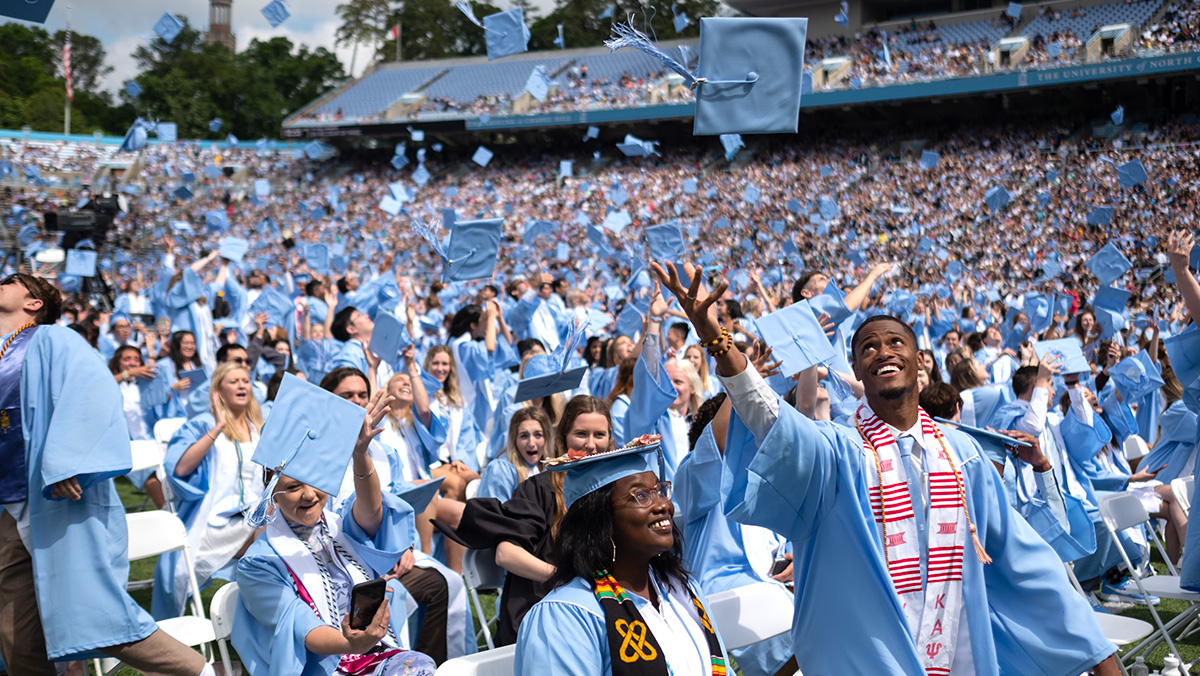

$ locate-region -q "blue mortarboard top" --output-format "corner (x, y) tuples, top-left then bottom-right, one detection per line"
(1047, 42), (1061, 57)
(985, 185), (1010, 212)
(205, 165), (222, 180)
(119, 119), (151, 152)
(1111, 105), (1124, 126)
(1116, 159), (1148, 189)
(125, 80), (142, 98)
(304, 141), (325, 160)
(547, 442), (663, 509)
(919, 150), (939, 170)
(674, 8), (690, 32)
(255, 178), (271, 196)
(368, 312), (413, 363)
(743, 185), (760, 205)
(396, 477), (445, 514)
(457, 3), (530, 60)
(1094, 284), (1131, 314)
(472, 146), (494, 167)
(1164, 325), (1200, 390)
(306, 243), (329, 272)
(182, 171), (196, 184)
(525, 66), (551, 101)
(249, 286), (295, 333)
(65, 249), (97, 277)
(645, 222), (685, 263)
(205, 210), (229, 231)
(809, 283), (851, 326)
(935, 417), (1030, 462)
(1087, 241), (1132, 285)
(157, 122), (177, 143)
(380, 196), (401, 216)
(154, 12), (185, 43)
(261, 0), (291, 27)
(756, 300), (837, 376)
(137, 366), (172, 409)
(682, 179), (698, 194)
(514, 353), (588, 404)
(1006, 2), (1022, 18)
(523, 219), (555, 243)
(1087, 206), (1114, 226)
(417, 218), (503, 282)
(834, 0), (849, 25)
(247, 374), (366, 525)
(391, 154), (409, 171)
(208, 118), (223, 133)
(1110, 351), (1164, 403)
(559, 160), (573, 178)
(602, 210), (632, 233)
(1, 0), (56, 22)
(174, 185), (194, 201)
(1032, 338), (1089, 374)
(219, 237), (249, 262)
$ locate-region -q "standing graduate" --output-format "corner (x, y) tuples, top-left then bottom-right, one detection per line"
(650, 261), (1117, 676)
(0, 273), (212, 675)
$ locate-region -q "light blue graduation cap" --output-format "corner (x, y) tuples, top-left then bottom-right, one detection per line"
(254, 178), (271, 196)
(673, 5), (690, 32)
(835, 1), (849, 25)
(985, 185), (1010, 211)
(809, 283), (851, 327)
(250, 286), (295, 333)
(1111, 105), (1124, 126)
(304, 141), (325, 160)
(154, 12), (185, 43)
(472, 146), (494, 167)
(380, 196), (401, 216)
(458, 3), (530, 60)
(523, 219), (555, 243)
(1047, 42), (1061, 57)
(1116, 159), (1148, 188)
(125, 80), (141, 98)
(721, 133), (744, 161)
(1087, 206), (1114, 226)
(936, 418), (1030, 463)
(306, 243), (329, 273)
(246, 374), (367, 525)
(742, 185), (760, 205)
(417, 217), (503, 282)
(1006, 2), (1022, 18)
(182, 171), (196, 184)
(1110, 351), (1164, 403)
(602, 210), (631, 233)
(617, 134), (657, 157)
(548, 442), (663, 509)
(756, 300), (837, 377)
(514, 353), (588, 403)
(65, 249), (97, 277)
(645, 222), (684, 263)
(412, 164), (431, 186)
(119, 119), (152, 152)
(226, 133), (239, 148)
(174, 185), (194, 201)
(615, 304), (642, 338)
(1032, 338), (1089, 374)
(682, 179), (698, 195)
(219, 237), (249, 262)
(368, 312), (412, 363)
(1025, 293), (1053, 335)
(559, 160), (573, 179)
(1164, 325), (1200, 389)
(261, 0), (290, 27)
(205, 165), (223, 180)
(919, 150), (939, 170)
(209, 118), (223, 133)
(525, 66), (551, 101)
(205, 210), (229, 232)
(1087, 241), (1131, 285)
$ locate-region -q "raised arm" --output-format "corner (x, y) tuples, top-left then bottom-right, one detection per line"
(843, 263), (895, 313)
(1167, 230), (1200, 321)
(351, 389), (393, 538)
(404, 346), (433, 428)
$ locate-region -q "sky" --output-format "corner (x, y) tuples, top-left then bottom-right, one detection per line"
(6, 0), (554, 95)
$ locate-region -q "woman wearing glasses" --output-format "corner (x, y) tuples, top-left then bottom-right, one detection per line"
(153, 361), (265, 619)
(513, 431), (729, 675)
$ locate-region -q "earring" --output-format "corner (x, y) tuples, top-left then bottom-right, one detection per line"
(611, 538), (617, 565)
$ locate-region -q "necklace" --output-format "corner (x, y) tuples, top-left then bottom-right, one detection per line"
(0, 323), (35, 362)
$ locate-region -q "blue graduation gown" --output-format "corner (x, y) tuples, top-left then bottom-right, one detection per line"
(722, 402), (1114, 676)
(1177, 381), (1200, 589)
(233, 493), (417, 676)
(19, 326), (159, 659)
(514, 575), (729, 676)
(674, 426), (793, 676)
(1141, 400), (1198, 484)
(626, 344), (685, 478)
(477, 455), (531, 501)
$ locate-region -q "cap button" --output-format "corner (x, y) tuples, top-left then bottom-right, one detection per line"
(307, 430), (318, 439)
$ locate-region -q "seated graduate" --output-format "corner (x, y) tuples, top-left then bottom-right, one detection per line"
(442, 395), (605, 646)
(154, 360), (265, 619)
(233, 375), (436, 676)
(514, 437), (730, 676)
(109, 344), (167, 509)
(648, 260), (1118, 676)
(477, 407), (553, 501)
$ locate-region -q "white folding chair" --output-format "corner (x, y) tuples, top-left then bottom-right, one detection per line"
(209, 582), (240, 676)
(1064, 563), (1153, 675)
(1172, 476), (1193, 514)
(153, 417), (186, 446)
(1098, 492), (1200, 665)
(705, 582), (794, 651)
(126, 439), (168, 590)
(94, 511), (218, 676)
(462, 548), (506, 650)
(464, 478), (481, 501)
(434, 644), (515, 676)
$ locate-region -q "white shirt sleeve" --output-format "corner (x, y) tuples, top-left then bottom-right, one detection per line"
(1012, 388), (1050, 436)
(1033, 467), (1070, 530)
(1067, 387), (1093, 426)
(715, 362), (780, 441)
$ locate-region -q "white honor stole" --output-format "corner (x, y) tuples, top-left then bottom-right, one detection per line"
(856, 406), (976, 676)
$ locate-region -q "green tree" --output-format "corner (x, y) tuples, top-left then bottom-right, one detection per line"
(53, 31), (112, 92)
(336, 0), (392, 72)
(528, 0), (714, 51)
(387, 0), (499, 61)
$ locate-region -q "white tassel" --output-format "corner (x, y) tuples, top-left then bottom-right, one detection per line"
(604, 21), (696, 87)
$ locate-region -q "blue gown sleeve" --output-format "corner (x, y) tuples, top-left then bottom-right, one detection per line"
(674, 431), (724, 528)
(477, 457), (519, 500)
(628, 340), (676, 445)
(609, 396), (630, 448)
(457, 340), (495, 383)
(233, 553), (330, 676)
(338, 491), (418, 576)
(413, 410), (449, 470)
(723, 402), (848, 543)
(514, 596), (607, 676)
(162, 416), (215, 505)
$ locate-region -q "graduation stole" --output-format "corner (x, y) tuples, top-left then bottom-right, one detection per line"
(855, 406), (988, 676)
(592, 573), (726, 676)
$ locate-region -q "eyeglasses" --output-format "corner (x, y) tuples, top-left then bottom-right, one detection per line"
(229, 357), (250, 366)
(622, 481), (672, 508)
(0, 275), (28, 292)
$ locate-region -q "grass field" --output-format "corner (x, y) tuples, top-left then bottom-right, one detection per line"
(82, 478), (1200, 674)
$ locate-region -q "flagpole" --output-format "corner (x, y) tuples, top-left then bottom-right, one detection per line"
(63, 4), (72, 135)
(396, 21), (402, 62)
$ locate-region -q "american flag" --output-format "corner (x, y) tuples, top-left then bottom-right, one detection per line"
(63, 30), (73, 102)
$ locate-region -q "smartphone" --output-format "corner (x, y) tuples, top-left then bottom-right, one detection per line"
(349, 579), (387, 630)
(769, 557), (790, 577)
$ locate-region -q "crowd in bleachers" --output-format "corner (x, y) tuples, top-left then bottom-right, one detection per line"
(1141, 0), (1200, 50)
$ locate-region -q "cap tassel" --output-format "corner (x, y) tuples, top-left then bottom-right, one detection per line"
(456, 2), (506, 35)
(605, 22), (696, 88)
(245, 470), (282, 528)
(969, 524), (992, 565)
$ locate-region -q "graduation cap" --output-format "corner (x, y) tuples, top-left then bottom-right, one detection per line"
(756, 300), (837, 376)
(615, 304), (643, 338)
(525, 66), (551, 102)
(645, 222), (685, 264)
(249, 286), (295, 333)
(472, 146), (494, 167)
(682, 179), (698, 194)
(1006, 1), (1022, 18)
(984, 186), (1010, 212)
(1086, 241), (1132, 285)
(306, 243), (330, 273)
(391, 152), (409, 171)
(1110, 351), (1164, 403)
(835, 0), (849, 26)
(304, 141), (325, 160)
(559, 160), (573, 179)
(523, 219), (555, 243)
(379, 196), (401, 216)
(458, 3), (530, 60)
(1116, 159), (1148, 189)
(818, 195), (839, 221)
(1032, 338), (1089, 375)
(935, 418), (1030, 464)
(205, 165), (223, 180)
(246, 374), (366, 525)
(1087, 206), (1114, 226)
(919, 151), (939, 170)
(617, 134), (657, 157)
(1047, 42), (1061, 57)
(208, 118), (223, 133)
(154, 12), (185, 44)
(412, 164), (431, 186)
(608, 17), (807, 135)
(602, 210), (631, 233)
(173, 185), (194, 201)
(1111, 105), (1124, 126)
(254, 178), (271, 196)
(416, 217), (503, 282)
(218, 237), (249, 262)
(65, 249), (97, 277)
(119, 119), (152, 153)
(125, 80), (142, 98)
(513, 354), (588, 404)
(546, 442), (663, 509)
(585, 126), (600, 140)
(368, 312), (413, 363)
(721, 134), (745, 161)
(205, 210), (230, 232)
(808, 283), (851, 326)
(1164, 325), (1200, 389)
(261, 0), (290, 27)
(743, 185), (760, 205)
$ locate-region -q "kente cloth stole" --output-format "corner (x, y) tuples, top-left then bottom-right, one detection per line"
(856, 405), (980, 676)
(593, 573), (726, 676)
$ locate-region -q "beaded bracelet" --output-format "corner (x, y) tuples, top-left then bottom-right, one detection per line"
(700, 328), (729, 349)
(706, 332), (733, 357)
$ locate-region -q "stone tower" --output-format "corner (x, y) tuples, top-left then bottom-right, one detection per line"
(205, 0), (236, 50)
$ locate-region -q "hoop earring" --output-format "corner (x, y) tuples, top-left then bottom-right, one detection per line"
(611, 538), (617, 565)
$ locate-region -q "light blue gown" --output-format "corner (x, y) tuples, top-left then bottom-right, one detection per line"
(674, 425), (794, 676)
(476, 455), (534, 501)
(1141, 400), (1198, 484)
(13, 326), (160, 659)
(625, 338), (685, 478)
(514, 575), (729, 676)
(721, 395), (1114, 675)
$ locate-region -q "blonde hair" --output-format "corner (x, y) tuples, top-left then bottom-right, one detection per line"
(385, 372), (414, 428)
(209, 362), (264, 443)
(424, 345), (464, 408)
(667, 358), (704, 415)
(504, 408), (553, 484)
(684, 345), (712, 393)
